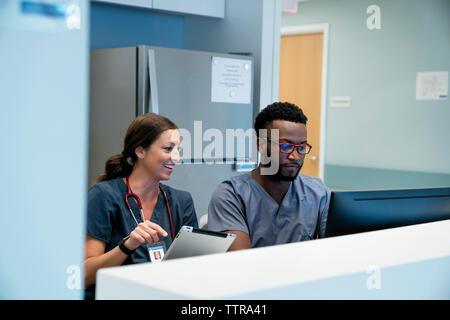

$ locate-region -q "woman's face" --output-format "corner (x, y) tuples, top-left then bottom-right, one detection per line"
(136, 129), (181, 181)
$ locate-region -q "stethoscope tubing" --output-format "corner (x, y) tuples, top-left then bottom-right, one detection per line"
(125, 176), (175, 241)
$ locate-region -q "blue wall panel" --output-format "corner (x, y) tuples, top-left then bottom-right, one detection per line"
(90, 2), (184, 49)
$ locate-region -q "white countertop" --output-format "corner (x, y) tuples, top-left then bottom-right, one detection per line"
(96, 219), (450, 299)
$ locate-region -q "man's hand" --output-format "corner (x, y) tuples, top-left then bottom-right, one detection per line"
(225, 230), (251, 251)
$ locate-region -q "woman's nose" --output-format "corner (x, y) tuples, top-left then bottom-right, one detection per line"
(171, 148), (181, 163)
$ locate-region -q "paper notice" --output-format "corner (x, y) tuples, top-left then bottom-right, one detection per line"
(211, 57), (252, 104)
(416, 71), (448, 100)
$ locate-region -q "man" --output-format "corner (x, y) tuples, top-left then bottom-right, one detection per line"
(208, 102), (330, 250)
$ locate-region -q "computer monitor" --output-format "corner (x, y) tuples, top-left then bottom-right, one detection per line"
(324, 187), (450, 237)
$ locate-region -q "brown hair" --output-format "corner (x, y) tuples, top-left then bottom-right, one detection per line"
(96, 113), (178, 182)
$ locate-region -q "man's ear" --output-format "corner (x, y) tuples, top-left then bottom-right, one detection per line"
(257, 128), (268, 154)
(257, 137), (266, 153)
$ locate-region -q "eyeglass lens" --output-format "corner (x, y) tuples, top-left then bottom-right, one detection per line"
(279, 143), (310, 154)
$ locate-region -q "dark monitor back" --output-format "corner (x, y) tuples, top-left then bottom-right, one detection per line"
(324, 187), (450, 237)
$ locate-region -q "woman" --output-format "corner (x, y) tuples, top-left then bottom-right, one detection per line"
(84, 113), (198, 299)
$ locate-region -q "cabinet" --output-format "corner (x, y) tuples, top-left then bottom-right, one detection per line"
(153, 0), (224, 18)
(92, 0), (225, 18)
(93, 0), (151, 9)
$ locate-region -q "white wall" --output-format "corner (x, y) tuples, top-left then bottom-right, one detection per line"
(282, 0), (450, 174)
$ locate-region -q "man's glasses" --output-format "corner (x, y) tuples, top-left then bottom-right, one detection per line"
(265, 138), (312, 155)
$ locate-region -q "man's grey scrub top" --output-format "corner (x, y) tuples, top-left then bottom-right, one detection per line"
(208, 171), (330, 248)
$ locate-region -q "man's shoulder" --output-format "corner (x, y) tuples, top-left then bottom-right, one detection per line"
(228, 171), (253, 184)
(211, 172), (253, 200)
(215, 172), (253, 190)
(297, 174), (326, 185)
(296, 174), (329, 195)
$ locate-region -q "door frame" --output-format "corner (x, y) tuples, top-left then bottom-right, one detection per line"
(280, 23), (329, 181)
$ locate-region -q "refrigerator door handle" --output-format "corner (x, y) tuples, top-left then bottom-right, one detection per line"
(137, 45), (148, 115)
(147, 49), (159, 115)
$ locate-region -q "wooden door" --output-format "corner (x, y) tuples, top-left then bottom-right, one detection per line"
(279, 33), (323, 177)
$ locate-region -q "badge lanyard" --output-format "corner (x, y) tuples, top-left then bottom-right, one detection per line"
(124, 177), (175, 241)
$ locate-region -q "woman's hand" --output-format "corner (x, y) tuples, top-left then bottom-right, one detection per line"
(125, 221), (168, 250)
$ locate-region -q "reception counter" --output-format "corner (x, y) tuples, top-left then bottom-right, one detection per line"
(96, 219), (450, 299)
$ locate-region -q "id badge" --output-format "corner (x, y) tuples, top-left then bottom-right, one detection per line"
(147, 241), (166, 263)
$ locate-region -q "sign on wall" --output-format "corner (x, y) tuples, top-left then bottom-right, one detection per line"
(416, 71), (448, 100)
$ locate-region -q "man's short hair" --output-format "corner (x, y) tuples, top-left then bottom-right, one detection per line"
(254, 102), (308, 138)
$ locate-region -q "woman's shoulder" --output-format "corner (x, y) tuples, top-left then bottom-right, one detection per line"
(88, 177), (125, 200)
(160, 183), (193, 202)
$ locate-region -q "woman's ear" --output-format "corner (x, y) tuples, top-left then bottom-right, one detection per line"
(134, 146), (145, 160)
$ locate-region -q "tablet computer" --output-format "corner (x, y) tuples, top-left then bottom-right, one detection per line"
(162, 226), (236, 261)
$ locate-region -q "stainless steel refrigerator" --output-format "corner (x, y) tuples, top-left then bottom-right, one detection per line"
(89, 45), (255, 218)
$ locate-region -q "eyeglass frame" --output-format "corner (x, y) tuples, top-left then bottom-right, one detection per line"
(263, 138), (312, 155)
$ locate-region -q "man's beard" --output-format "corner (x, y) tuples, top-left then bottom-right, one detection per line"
(261, 162), (303, 181)
(275, 163), (303, 181)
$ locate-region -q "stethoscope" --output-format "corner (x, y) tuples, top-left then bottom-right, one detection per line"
(125, 176), (175, 241)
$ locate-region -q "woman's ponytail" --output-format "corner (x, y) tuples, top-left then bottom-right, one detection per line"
(95, 153), (133, 183)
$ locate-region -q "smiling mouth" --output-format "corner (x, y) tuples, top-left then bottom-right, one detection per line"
(163, 164), (175, 170)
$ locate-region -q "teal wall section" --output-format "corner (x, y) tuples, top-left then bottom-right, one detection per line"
(325, 164), (450, 191)
(282, 0), (450, 189)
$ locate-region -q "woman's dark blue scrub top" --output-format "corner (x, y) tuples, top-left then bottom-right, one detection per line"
(85, 177), (198, 299)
